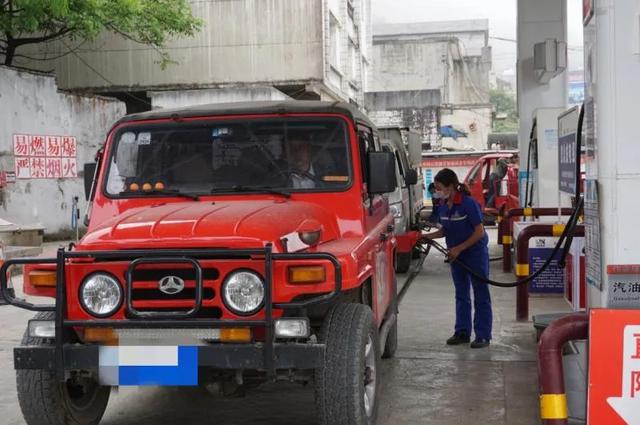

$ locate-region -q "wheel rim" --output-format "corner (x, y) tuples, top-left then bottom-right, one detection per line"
(363, 334), (376, 418)
(63, 377), (100, 411)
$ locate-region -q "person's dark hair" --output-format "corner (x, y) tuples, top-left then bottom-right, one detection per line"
(434, 168), (471, 195)
(427, 182), (436, 193)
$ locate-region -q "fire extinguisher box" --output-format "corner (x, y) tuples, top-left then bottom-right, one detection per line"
(513, 221), (565, 295)
(564, 237), (586, 310)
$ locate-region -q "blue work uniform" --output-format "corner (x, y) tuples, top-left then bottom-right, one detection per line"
(428, 197), (441, 225)
(439, 191), (492, 340)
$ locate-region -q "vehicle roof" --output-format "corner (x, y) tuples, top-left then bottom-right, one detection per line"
(480, 153), (518, 159)
(116, 100), (375, 127)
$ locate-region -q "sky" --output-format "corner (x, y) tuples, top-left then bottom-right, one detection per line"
(371, 0), (584, 77)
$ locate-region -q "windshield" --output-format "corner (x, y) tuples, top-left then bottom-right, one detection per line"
(105, 117), (351, 197)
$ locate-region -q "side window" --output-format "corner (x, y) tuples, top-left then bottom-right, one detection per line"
(482, 160), (492, 190)
(467, 163), (482, 186)
(394, 151), (405, 177)
(372, 133), (382, 151)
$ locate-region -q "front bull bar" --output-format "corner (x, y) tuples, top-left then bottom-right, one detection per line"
(0, 244), (342, 380)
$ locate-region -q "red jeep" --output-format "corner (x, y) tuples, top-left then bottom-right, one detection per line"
(464, 152), (520, 217)
(4, 101), (401, 425)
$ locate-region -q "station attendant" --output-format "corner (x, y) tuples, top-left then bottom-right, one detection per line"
(423, 168), (492, 348)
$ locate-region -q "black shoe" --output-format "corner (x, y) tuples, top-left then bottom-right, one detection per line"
(470, 338), (490, 349)
(446, 332), (470, 345)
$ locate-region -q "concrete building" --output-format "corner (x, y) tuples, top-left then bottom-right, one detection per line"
(365, 19), (493, 151)
(18, 0), (372, 111)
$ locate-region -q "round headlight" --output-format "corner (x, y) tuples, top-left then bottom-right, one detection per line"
(80, 273), (122, 317)
(222, 271), (265, 315)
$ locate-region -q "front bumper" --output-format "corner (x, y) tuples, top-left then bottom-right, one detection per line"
(14, 343), (324, 371)
(1, 244), (340, 377)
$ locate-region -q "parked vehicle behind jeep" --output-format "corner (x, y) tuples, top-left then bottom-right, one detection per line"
(379, 127), (424, 273)
(3, 101), (402, 425)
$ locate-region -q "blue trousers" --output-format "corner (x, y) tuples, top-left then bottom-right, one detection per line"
(450, 250), (492, 340)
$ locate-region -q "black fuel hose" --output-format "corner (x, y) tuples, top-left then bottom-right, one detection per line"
(421, 197), (584, 288)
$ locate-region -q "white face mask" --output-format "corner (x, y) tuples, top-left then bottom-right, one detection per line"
(435, 190), (449, 200)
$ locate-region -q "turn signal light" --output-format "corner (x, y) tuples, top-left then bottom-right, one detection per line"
(84, 328), (118, 345)
(29, 270), (57, 287)
(323, 175), (349, 182)
(288, 266), (326, 284)
(220, 328), (252, 343)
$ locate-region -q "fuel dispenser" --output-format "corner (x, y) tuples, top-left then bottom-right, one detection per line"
(537, 1), (640, 424)
(523, 107), (572, 211)
(512, 107), (583, 299)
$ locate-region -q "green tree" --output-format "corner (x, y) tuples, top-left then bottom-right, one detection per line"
(490, 89), (519, 133)
(0, 0), (201, 66)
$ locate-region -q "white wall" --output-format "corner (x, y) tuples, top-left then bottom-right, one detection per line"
(20, 0), (325, 90)
(149, 87), (291, 109)
(0, 66), (125, 234)
(368, 40), (448, 92)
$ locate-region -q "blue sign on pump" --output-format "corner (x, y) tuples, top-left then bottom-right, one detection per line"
(558, 107), (580, 195)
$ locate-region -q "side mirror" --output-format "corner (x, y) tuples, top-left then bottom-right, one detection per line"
(404, 168), (418, 186)
(83, 163), (97, 201)
(367, 151), (397, 194)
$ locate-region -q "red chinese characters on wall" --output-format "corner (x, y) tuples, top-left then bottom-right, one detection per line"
(14, 134), (77, 179)
(13, 134), (29, 156)
(45, 158), (62, 178)
(62, 158), (77, 178)
(15, 157), (30, 179)
(29, 136), (46, 157)
(46, 136), (61, 157)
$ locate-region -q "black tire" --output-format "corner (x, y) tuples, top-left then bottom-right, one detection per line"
(411, 247), (422, 260)
(16, 312), (111, 425)
(382, 316), (398, 359)
(394, 252), (411, 274)
(315, 303), (380, 425)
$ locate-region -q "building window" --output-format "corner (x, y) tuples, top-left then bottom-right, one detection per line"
(330, 17), (341, 69)
(349, 41), (357, 80)
(347, 0), (355, 20)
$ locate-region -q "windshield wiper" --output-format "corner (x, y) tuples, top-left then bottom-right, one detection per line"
(210, 185), (291, 198)
(120, 189), (202, 201)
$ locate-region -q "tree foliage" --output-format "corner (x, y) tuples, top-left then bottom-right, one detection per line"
(490, 89), (519, 133)
(0, 0), (201, 66)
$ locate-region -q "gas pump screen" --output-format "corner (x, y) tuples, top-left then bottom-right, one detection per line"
(558, 107), (579, 195)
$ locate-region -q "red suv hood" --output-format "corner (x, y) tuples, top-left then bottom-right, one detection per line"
(80, 200), (340, 251)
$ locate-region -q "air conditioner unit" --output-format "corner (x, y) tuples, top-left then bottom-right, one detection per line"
(534, 39), (567, 84)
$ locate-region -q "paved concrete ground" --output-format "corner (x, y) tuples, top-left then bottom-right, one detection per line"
(0, 237), (572, 425)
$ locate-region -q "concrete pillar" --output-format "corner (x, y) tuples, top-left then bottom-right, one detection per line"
(583, 0), (640, 308)
(516, 0), (568, 159)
